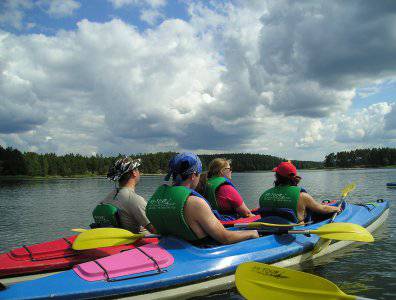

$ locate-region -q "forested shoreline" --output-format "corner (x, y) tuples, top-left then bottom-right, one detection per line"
(324, 148), (396, 168)
(1, 145), (395, 178)
(0, 145), (322, 177)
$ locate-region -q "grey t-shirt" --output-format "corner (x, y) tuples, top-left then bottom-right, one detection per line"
(101, 187), (150, 234)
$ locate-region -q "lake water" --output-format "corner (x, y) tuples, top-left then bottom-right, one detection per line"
(0, 168), (395, 299)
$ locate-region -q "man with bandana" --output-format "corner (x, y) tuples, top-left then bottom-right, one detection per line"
(146, 152), (258, 245)
(92, 157), (156, 234)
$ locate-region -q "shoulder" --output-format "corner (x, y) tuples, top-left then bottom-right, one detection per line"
(120, 188), (146, 203)
(187, 195), (211, 209)
(261, 186), (275, 193)
(299, 192), (315, 203)
(220, 183), (242, 194)
(218, 184), (239, 196)
(102, 190), (116, 201)
(133, 193), (147, 203)
(218, 183), (234, 191)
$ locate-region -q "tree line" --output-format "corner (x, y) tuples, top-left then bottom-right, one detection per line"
(0, 145), (322, 177)
(324, 148), (396, 168)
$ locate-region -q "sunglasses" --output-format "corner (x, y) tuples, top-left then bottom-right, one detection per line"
(223, 167), (232, 171)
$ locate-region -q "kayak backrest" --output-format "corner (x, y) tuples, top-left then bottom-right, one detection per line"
(91, 204), (121, 228)
(257, 207), (299, 223)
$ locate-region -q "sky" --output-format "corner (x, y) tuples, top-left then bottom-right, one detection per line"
(0, 0), (395, 161)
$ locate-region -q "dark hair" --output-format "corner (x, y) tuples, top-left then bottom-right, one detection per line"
(118, 172), (132, 186)
(196, 172), (208, 194)
(274, 173), (300, 187)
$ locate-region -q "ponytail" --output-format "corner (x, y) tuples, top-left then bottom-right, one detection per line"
(195, 172), (209, 195)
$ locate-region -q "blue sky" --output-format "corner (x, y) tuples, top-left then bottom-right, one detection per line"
(354, 80), (396, 109)
(0, 0), (191, 34)
(0, 0), (395, 161)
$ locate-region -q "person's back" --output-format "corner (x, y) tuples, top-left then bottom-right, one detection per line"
(259, 161), (340, 222)
(197, 158), (254, 218)
(93, 157), (155, 234)
(146, 152), (258, 245)
(101, 187), (150, 234)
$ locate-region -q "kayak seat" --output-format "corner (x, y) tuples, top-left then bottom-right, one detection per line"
(258, 207), (314, 224)
(257, 207), (299, 224)
(90, 204), (121, 229)
(213, 209), (261, 227)
(212, 210), (238, 222)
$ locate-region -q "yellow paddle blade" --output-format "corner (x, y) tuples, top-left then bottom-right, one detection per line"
(71, 228), (87, 233)
(235, 262), (356, 300)
(311, 223), (374, 242)
(341, 182), (356, 198)
(72, 228), (144, 250)
(235, 222), (307, 228)
(312, 238), (331, 255)
(313, 183), (356, 255)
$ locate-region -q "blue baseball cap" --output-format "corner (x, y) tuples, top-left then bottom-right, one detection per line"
(164, 152), (202, 182)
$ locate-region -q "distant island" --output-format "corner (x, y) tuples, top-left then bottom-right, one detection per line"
(0, 145), (395, 178)
(324, 148), (396, 168)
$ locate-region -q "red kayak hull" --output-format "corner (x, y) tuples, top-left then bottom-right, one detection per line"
(2, 204), (312, 278)
(221, 214), (261, 226)
(0, 236), (158, 278)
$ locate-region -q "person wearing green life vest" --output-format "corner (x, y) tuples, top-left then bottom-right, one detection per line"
(92, 157), (156, 234)
(259, 161), (340, 222)
(197, 158), (254, 218)
(146, 152), (258, 245)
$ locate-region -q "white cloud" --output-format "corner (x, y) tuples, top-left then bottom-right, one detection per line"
(335, 102), (394, 143)
(0, 1), (396, 160)
(140, 8), (163, 25)
(0, 0), (80, 31)
(0, 0), (34, 30)
(109, 0), (139, 9)
(109, 0), (166, 25)
(295, 120), (324, 149)
(109, 0), (166, 9)
(43, 0), (81, 18)
(357, 86), (381, 98)
(145, 0), (166, 8)
(0, 18), (223, 154)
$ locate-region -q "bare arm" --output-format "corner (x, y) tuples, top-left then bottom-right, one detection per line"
(299, 193), (341, 218)
(235, 202), (255, 218)
(145, 223), (157, 234)
(185, 196), (259, 245)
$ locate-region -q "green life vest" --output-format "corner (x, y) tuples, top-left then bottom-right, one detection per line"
(259, 185), (301, 216)
(204, 177), (228, 210)
(92, 204), (120, 227)
(146, 185), (198, 241)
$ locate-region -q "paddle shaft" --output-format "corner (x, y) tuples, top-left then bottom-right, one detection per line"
(330, 195), (345, 222)
(331, 183), (356, 222)
(257, 228), (325, 235)
(312, 183), (357, 254)
(234, 222), (308, 228)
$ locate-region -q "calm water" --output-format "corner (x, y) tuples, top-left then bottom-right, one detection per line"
(0, 169), (395, 299)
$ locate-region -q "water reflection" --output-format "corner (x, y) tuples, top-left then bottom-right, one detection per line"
(0, 168), (395, 299)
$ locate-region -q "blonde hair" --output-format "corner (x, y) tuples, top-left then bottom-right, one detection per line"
(196, 158), (231, 195)
(208, 158), (231, 178)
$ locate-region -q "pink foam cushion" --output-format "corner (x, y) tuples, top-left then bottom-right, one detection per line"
(73, 243), (174, 282)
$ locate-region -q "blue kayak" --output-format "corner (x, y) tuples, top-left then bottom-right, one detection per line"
(386, 182), (396, 188)
(0, 200), (389, 300)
